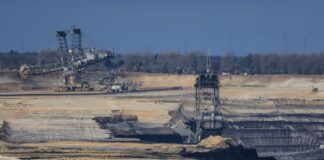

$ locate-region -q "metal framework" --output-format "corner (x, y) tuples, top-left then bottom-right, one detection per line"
(193, 73), (221, 143)
(71, 27), (82, 54)
(56, 31), (68, 52)
(192, 53), (222, 143)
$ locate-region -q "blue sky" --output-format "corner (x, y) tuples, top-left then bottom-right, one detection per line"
(1, 0), (324, 55)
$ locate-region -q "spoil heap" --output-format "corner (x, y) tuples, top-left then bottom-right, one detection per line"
(197, 135), (229, 149)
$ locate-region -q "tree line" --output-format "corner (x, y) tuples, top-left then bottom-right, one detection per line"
(0, 50), (323, 74)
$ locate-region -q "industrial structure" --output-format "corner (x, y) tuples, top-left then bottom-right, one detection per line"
(192, 54), (223, 143)
(19, 27), (116, 91)
(188, 54), (323, 159)
(13, 29), (324, 160)
(56, 26), (82, 54)
(56, 31), (68, 52)
(19, 27), (143, 92)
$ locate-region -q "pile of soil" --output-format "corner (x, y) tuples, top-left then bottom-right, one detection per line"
(183, 136), (275, 160)
(198, 136), (229, 149)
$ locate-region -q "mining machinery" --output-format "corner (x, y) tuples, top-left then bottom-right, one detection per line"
(191, 53), (223, 143)
(19, 27), (115, 91)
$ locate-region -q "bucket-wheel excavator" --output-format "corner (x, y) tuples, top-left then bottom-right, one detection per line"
(19, 27), (116, 92)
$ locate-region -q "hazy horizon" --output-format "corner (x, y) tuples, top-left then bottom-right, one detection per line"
(1, 0), (324, 55)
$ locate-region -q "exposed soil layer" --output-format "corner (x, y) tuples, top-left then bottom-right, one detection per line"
(221, 99), (324, 160)
(94, 116), (184, 143)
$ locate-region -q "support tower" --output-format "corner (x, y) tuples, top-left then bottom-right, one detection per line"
(193, 54), (223, 143)
(56, 31), (68, 52)
(70, 27), (82, 54)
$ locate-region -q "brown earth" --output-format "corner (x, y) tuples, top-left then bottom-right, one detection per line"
(198, 135), (228, 149)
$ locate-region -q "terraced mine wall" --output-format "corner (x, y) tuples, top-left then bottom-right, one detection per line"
(220, 99), (324, 160)
(92, 99), (324, 160)
(0, 119), (110, 143)
(94, 116), (184, 143)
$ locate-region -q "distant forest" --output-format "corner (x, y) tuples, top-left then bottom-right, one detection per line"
(0, 50), (324, 75)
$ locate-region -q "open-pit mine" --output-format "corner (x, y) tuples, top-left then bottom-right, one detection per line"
(0, 71), (324, 160)
(0, 27), (323, 160)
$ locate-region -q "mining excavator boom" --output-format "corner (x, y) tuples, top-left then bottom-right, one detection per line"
(19, 49), (114, 79)
(19, 27), (116, 92)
